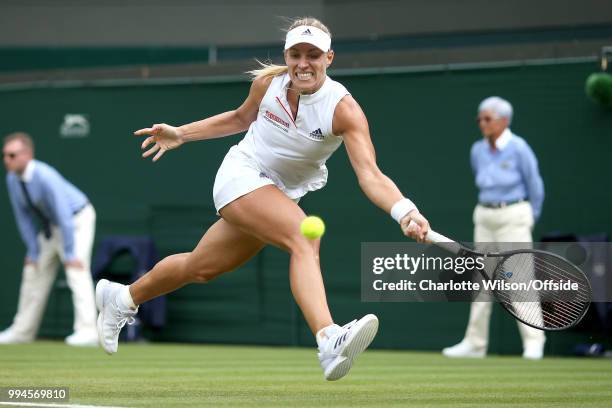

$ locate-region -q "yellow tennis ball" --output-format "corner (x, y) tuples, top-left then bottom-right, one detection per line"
(300, 216), (325, 239)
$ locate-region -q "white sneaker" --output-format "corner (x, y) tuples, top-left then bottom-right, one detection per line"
(442, 340), (486, 358)
(95, 279), (138, 355)
(0, 328), (33, 344)
(65, 330), (99, 347)
(317, 314), (379, 381)
(522, 343), (544, 360)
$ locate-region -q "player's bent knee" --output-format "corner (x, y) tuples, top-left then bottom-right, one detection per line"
(189, 267), (216, 283)
(287, 237), (317, 259)
(188, 264), (231, 283)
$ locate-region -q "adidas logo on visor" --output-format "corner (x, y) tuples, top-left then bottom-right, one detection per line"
(301, 28), (313, 36)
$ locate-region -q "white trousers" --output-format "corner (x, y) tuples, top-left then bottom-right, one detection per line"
(8, 204), (97, 339)
(464, 202), (546, 351)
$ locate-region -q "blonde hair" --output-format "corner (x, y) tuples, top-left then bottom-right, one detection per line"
(247, 17), (332, 81)
(3, 131), (35, 155)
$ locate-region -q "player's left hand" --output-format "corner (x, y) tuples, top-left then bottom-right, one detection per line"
(400, 210), (430, 242)
(134, 123), (185, 162)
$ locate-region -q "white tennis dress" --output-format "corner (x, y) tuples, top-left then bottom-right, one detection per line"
(213, 73), (350, 211)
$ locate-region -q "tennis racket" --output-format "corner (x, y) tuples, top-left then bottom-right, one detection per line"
(417, 225), (592, 331)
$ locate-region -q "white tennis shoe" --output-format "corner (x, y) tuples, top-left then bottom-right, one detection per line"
(95, 279), (138, 355)
(65, 330), (98, 347)
(0, 328), (32, 344)
(522, 342), (544, 360)
(317, 314), (379, 381)
(442, 340), (486, 358)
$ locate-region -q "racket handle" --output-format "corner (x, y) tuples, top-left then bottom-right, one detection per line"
(408, 221), (463, 255)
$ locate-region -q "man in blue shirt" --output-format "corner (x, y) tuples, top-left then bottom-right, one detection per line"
(442, 97), (546, 360)
(0, 132), (98, 346)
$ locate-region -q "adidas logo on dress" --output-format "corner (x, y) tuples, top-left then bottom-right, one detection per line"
(309, 128), (324, 140)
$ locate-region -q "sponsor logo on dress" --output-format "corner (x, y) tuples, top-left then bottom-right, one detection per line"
(264, 110), (290, 132)
(308, 128), (324, 140)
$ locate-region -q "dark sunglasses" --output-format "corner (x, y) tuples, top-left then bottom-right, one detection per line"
(476, 116), (497, 123)
(2, 151), (21, 159)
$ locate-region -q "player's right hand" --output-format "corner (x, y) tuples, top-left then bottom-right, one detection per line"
(134, 123), (185, 162)
(400, 210), (430, 243)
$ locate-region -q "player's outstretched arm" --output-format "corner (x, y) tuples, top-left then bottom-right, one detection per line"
(333, 95), (429, 242)
(134, 75), (273, 162)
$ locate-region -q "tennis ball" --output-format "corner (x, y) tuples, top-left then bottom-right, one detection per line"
(300, 216), (325, 239)
(585, 72), (612, 107)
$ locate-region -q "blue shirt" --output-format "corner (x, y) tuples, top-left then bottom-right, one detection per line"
(470, 129), (544, 221)
(6, 159), (89, 261)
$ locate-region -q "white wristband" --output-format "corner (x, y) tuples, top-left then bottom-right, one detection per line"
(390, 198), (417, 224)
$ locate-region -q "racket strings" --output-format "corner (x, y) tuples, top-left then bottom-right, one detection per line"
(497, 291), (585, 329)
(497, 252), (590, 301)
(496, 290), (580, 329)
(531, 256), (591, 302)
(493, 252), (591, 330)
(494, 289), (580, 326)
(498, 278), (586, 327)
(498, 254), (589, 307)
(499, 255), (590, 305)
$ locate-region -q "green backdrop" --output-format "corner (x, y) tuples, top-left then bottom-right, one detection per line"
(1, 60), (610, 355)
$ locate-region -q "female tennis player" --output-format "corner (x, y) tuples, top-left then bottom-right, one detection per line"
(96, 17), (430, 381)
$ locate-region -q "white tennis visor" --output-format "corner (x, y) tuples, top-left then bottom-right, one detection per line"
(284, 25), (331, 52)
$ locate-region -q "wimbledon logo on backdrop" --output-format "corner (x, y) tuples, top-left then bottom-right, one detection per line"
(60, 114), (90, 138)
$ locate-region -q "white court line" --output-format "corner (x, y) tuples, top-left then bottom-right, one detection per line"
(0, 402), (128, 408)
